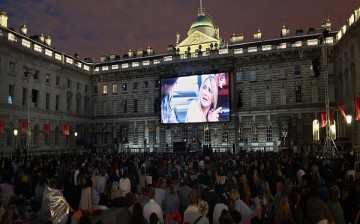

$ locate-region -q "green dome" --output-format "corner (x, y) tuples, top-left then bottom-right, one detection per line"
(190, 15), (214, 29)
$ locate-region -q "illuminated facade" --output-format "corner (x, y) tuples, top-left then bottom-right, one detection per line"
(0, 7), (359, 154)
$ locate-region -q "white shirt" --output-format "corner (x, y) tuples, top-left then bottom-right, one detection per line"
(119, 177), (131, 197)
(143, 199), (164, 224)
(213, 203), (228, 224)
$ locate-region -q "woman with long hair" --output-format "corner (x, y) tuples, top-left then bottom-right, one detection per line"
(274, 199), (295, 224)
(185, 75), (222, 122)
(130, 202), (147, 224)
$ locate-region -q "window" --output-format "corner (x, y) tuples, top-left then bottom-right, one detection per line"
(46, 73), (50, 83)
(76, 96), (81, 114)
(9, 61), (15, 73)
(34, 70), (40, 80)
(144, 81), (149, 89)
(294, 65), (301, 75)
(102, 85), (108, 94)
(133, 128), (138, 145)
(112, 84), (118, 94)
(134, 99), (138, 113)
(22, 88), (27, 106)
(56, 76), (60, 86)
(56, 95), (60, 111)
(55, 126), (60, 145)
(238, 124), (244, 142)
(222, 126), (229, 143)
(93, 86), (98, 94)
(182, 126), (188, 142)
(85, 85), (88, 93)
(295, 86), (302, 102)
(67, 79), (71, 88)
(122, 83), (127, 92)
(23, 66), (29, 78)
(66, 93), (72, 113)
(250, 71), (256, 81)
(123, 100), (127, 113)
(84, 97), (89, 115)
(204, 130), (211, 143)
(8, 84), (14, 104)
(251, 122), (258, 142)
(33, 125), (39, 145)
(45, 131), (50, 145)
(77, 82), (80, 90)
(155, 80), (160, 89)
(266, 121), (272, 142)
(46, 93), (50, 110)
(133, 82), (138, 91)
(154, 97), (160, 113)
(280, 88), (286, 105)
(236, 71), (243, 82)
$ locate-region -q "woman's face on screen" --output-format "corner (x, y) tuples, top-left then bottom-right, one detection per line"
(200, 79), (213, 109)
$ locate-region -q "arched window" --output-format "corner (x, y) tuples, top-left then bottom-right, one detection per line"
(266, 121), (272, 142)
(238, 123), (244, 142)
(312, 119), (320, 141)
(251, 122), (258, 142)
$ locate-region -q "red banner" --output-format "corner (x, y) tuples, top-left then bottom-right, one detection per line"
(20, 120), (28, 133)
(337, 104), (347, 122)
(62, 124), (70, 136)
(320, 112), (327, 128)
(0, 118), (4, 134)
(355, 97), (360, 121)
(43, 124), (50, 135)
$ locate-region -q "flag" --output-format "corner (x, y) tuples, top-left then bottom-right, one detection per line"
(320, 112), (327, 128)
(20, 120), (28, 133)
(43, 123), (50, 135)
(62, 124), (70, 136)
(0, 118), (4, 134)
(355, 97), (360, 121)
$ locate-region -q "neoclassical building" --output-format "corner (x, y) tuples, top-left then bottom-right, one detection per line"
(0, 5), (359, 155)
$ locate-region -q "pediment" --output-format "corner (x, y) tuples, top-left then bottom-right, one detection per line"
(177, 30), (218, 47)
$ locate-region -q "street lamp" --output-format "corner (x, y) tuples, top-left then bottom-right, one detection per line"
(13, 129), (18, 156)
(346, 115), (352, 138)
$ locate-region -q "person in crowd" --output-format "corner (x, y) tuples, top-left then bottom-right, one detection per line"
(154, 177), (166, 212)
(115, 192), (135, 224)
(229, 189), (252, 223)
(130, 202), (147, 224)
(203, 180), (219, 224)
(185, 75), (222, 122)
(95, 167), (109, 206)
(178, 177), (192, 216)
(161, 77), (178, 123)
(227, 198), (241, 224)
(143, 187), (163, 224)
(218, 209), (234, 224)
(213, 195), (228, 224)
(306, 188), (335, 224)
(165, 185), (182, 224)
(288, 191), (303, 224)
(119, 170), (132, 198)
(183, 190), (209, 224)
(274, 199), (295, 224)
(326, 185), (345, 224)
(149, 212), (159, 224)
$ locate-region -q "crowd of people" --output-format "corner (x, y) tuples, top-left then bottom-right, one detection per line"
(0, 144), (359, 224)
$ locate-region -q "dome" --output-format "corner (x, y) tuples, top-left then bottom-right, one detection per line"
(190, 15), (214, 29)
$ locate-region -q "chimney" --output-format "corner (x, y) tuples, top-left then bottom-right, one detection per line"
(0, 11), (8, 28)
(20, 24), (27, 35)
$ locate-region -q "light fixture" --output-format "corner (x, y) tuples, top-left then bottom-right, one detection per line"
(13, 129), (18, 136)
(74, 132), (78, 137)
(346, 115), (352, 125)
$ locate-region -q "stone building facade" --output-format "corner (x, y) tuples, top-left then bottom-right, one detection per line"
(0, 7), (359, 155)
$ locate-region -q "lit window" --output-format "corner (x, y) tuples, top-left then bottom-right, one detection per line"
(266, 121), (272, 142)
(102, 85), (108, 94)
(112, 84), (118, 94)
(251, 122), (258, 142)
(238, 124), (244, 142)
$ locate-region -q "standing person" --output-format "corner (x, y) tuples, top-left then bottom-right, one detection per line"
(143, 187), (164, 224)
(274, 199), (295, 224)
(119, 171), (132, 198)
(326, 185), (345, 224)
(154, 177), (166, 213)
(178, 178), (192, 216)
(161, 77), (178, 123)
(185, 75), (222, 122)
(183, 190), (209, 224)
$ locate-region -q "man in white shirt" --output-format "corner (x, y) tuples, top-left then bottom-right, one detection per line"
(143, 187), (164, 224)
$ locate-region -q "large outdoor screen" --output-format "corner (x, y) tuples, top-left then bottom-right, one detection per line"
(161, 72), (230, 124)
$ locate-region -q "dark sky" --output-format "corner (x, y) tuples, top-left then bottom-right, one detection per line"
(1, 0), (359, 60)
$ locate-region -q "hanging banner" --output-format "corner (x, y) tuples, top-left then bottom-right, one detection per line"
(337, 104), (347, 122)
(0, 118), (4, 134)
(320, 111), (334, 128)
(320, 112), (327, 128)
(355, 97), (360, 121)
(62, 124), (70, 136)
(20, 120), (28, 133)
(43, 124), (50, 135)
